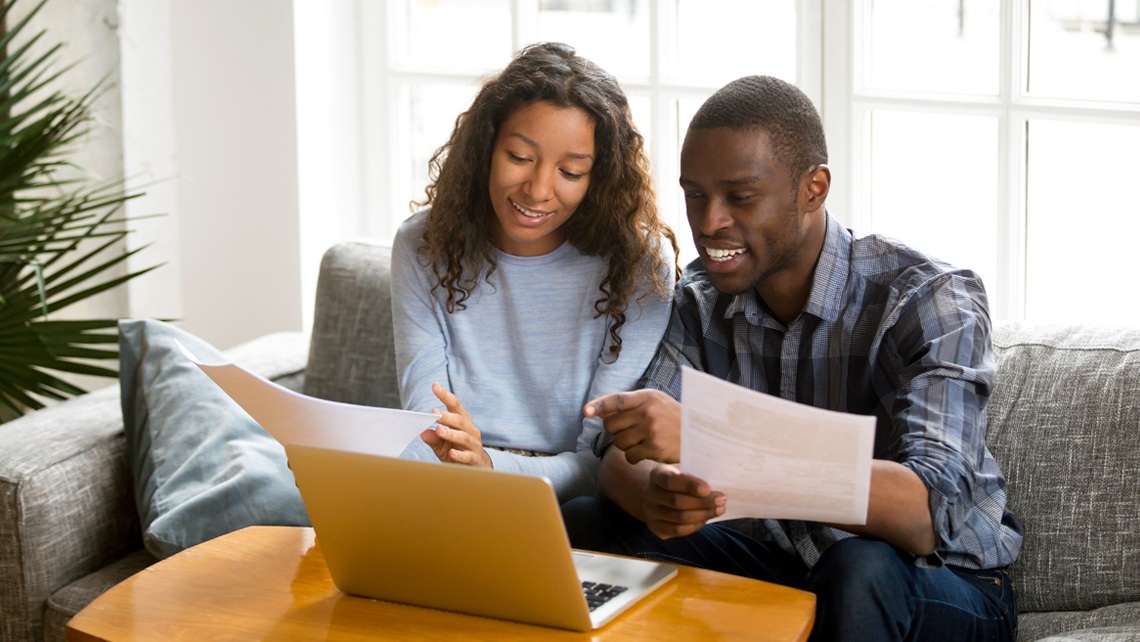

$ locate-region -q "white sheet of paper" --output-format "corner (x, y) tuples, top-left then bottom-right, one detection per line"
(178, 341), (436, 458)
(680, 367), (874, 525)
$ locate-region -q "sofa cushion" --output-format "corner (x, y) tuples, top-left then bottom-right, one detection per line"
(1018, 603), (1140, 641)
(42, 549), (157, 642)
(303, 241), (401, 408)
(0, 387), (139, 642)
(1035, 625), (1140, 642)
(119, 318), (310, 559)
(988, 322), (1140, 614)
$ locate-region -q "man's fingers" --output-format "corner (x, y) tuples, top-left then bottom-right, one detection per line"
(652, 466), (712, 497)
(623, 442), (679, 466)
(607, 416), (643, 446)
(584, 391), (639, 418)
(621, 442), (654, 465)
(643, 499), (722, 539)
(652, 486), (720, 513)
(648, 519), (709, 540)
(643, 485), (727, 540)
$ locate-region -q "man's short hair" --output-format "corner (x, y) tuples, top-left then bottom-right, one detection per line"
(689, 75), (828, 180)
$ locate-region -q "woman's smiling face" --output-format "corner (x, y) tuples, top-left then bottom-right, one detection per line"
(487, 100), (596, 257)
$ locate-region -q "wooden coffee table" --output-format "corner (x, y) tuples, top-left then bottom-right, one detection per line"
(67, 526), (815, 641)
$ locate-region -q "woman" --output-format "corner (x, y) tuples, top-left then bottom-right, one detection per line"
(391, 42), (678, 502)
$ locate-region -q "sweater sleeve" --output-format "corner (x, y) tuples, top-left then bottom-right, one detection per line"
(390, 213), (450, 417)
(389, 218), (600, 500)
(395, 227), (676, 504)
(482, 246), (675, 503)
(495, 237), (676, 497)
(581, 235), (677, 439)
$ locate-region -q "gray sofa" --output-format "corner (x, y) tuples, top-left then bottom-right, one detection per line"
(1, 241), (1138, 642)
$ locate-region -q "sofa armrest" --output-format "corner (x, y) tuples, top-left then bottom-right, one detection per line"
(0, 386), (137, 642)
(0, 329), (309, 642)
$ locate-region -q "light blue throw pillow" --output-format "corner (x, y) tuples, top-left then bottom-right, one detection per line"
(119, 318), (309, 559)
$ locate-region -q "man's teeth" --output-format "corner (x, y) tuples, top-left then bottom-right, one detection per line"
(706, 248), (745, 262)
(512, 201), (548, 219)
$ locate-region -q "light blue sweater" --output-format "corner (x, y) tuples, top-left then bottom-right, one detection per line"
(391, 210), (674, 501)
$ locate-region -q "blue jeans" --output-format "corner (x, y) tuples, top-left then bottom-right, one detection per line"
(562, 497), (1017, 642)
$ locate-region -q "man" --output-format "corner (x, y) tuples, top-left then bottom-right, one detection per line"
(562, 76), (1023, 641)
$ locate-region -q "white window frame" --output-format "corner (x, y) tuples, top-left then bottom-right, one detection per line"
(821, 0), (1140, 321)
(359, 0), (824, 264)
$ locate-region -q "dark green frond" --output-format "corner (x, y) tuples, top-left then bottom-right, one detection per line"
(0, 0), (163, 422)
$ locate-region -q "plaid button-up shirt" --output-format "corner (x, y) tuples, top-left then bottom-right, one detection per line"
(611, 214), (1023, 570)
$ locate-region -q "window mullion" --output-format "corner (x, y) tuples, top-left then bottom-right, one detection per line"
(820, 0), (854, 228)
(996, 0), (1026, 320)
(648, 0), (678, 239)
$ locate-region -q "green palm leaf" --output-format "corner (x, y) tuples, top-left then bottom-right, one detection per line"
(0, 0), (161, 421)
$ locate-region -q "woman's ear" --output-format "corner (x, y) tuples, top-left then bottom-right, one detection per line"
(801, 164), (830, 211)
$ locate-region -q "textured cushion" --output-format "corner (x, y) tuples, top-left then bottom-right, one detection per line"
(42, 549), (157, 642)
(303, 241), (401, 408)
(988, 322), (1140, 614)
(1018, 604), (1140, 641)
(119, 318), (310, 559)
(1036, 625), (1140, 642)
(0, 386), (139, 642)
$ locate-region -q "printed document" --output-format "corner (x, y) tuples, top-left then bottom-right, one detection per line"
(178, 341), (437, 458)
(680, 367), (874, 525)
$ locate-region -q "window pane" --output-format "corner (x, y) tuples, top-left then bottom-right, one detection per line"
(392, 82), (478, 222)
(864, 0), (999, 95)
(1027, 1), (1140, 103)
(867, 110), (999, 299)
(538, 0), (650, 79)
(671, 96), (710, 263)
(392, 0), (511, 72)
(627, 94), (652, 155)
(1025, 119), (1140, 322)
(672, 0), (798, 85)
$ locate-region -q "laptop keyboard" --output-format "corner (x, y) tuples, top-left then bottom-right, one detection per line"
(581, 581), (629, 611)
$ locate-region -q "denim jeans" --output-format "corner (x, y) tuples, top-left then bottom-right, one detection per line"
(562, 496), (1017, 642)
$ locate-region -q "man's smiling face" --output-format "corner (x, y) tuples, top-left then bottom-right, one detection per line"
(679, 126), (811, 297)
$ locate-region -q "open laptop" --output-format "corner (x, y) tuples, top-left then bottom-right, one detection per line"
(284, 443), (677, 632)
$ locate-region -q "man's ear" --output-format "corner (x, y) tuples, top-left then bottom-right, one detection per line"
(801, 164), (830, 211)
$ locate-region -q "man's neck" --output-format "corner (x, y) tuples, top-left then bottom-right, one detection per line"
(755, 210), (827, 326)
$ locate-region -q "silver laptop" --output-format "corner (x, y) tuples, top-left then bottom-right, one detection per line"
(284, 444), (677, 632)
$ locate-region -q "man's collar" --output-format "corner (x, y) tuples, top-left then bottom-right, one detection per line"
(801, 212), (851, 323)
(723, 212), (851, 326)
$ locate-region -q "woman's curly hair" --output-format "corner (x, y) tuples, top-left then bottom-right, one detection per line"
(414, 42), (679, 361)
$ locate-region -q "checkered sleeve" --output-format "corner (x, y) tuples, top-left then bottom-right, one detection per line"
(885, 270), (1004, 568)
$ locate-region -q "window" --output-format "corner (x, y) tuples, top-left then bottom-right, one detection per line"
(825, 0), (1140, 321)
(357, 0), (1139, 323)
(363, 0), (815, 265)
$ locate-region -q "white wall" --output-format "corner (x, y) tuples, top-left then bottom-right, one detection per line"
(119, 0), (305, 350)
(293, 0), (369, 337)
(18, 0), (125, 321)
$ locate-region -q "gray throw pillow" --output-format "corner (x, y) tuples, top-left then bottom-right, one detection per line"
(119, 318), (309, 559)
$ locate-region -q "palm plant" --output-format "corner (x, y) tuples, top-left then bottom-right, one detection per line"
(0, 0), (158, 420)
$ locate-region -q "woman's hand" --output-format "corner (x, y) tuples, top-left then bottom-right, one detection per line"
(420, 382), (493, 468)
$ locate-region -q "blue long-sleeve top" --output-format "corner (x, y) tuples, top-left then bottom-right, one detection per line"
(391, 209), (675, 502)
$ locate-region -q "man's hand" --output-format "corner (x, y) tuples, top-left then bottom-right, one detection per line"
(584, 389), (682, 464)
(420, 382), (493, 468)
(643, 464), (725, 539)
